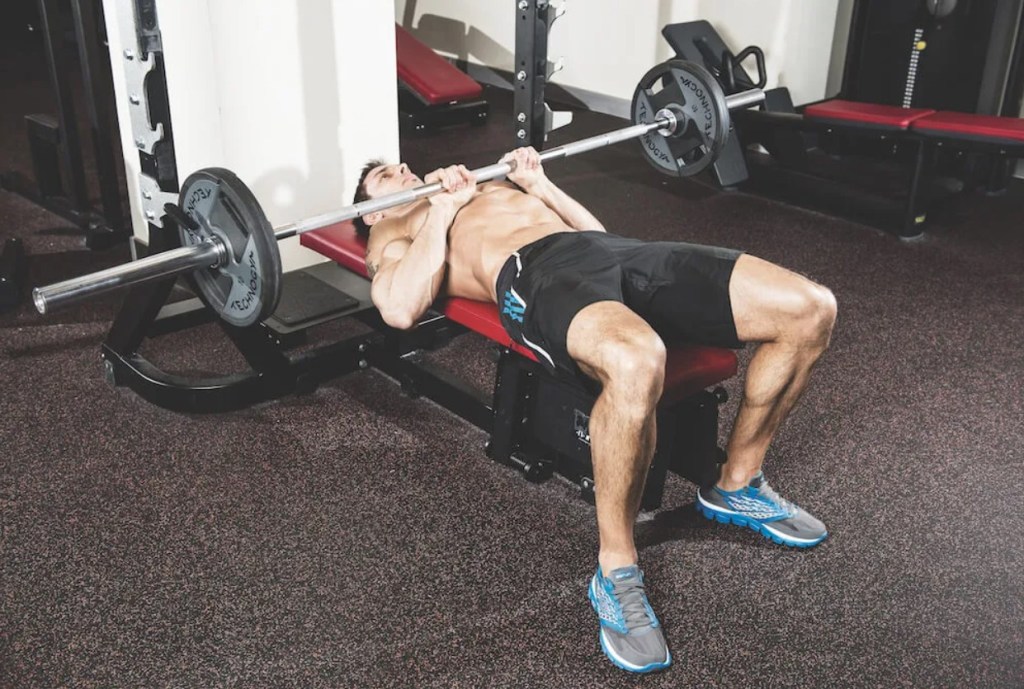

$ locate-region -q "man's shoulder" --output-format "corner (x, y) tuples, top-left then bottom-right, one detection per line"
(367, 213), (416, 248)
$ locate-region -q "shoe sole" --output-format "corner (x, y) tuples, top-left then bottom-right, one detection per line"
(696, 498), (827, 548)
(588, 579), (672, 673)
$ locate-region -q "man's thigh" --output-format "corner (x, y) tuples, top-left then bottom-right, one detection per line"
(728, 254), (832, 343)
(566, 301), (662, 382)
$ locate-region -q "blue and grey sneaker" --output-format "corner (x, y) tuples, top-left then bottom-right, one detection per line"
(588, 565), (671, 673)
(696, 472), (827, 548)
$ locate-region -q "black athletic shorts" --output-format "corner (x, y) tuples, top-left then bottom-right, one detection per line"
(495, 231), (743, 378)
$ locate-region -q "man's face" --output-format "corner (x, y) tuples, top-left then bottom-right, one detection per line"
(364, 162), (422, 199)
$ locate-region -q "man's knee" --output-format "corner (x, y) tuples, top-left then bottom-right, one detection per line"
(590, 331), (666, 403)
(792, 284), (837, 347)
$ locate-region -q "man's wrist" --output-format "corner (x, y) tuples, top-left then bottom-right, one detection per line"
(521, 176), (552, 197)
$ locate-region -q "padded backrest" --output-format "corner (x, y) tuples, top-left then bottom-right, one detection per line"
(911, 111), (1024, 144)
(803, 100), (936, 130)
(395, 25), (483, 105)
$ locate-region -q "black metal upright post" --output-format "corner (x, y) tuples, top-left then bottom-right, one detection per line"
(36, 0), (90, 211)
(513, 0), (552, 150)
(71, 0), (127, 243)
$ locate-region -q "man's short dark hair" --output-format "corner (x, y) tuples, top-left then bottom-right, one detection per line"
(352, 158), (387, 238)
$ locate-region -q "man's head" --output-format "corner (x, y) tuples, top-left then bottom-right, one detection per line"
(352, 159), (423, 237)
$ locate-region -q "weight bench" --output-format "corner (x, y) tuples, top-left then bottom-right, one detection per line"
(395, 25), (489, 134)
(301, 222), (738, 510)
(802, 101), (1024, 234)
(665, 19), (1024, 238)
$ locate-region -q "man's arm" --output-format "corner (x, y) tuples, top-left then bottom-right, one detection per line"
(366, 165), (475, 330)
(502, 146), (606, 232)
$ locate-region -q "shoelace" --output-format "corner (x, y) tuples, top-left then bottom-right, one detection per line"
(752, 480), (797, 518)
(612, 579), (654, 632)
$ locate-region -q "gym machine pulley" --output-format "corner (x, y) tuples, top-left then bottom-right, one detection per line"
(33, 60), (765, 327)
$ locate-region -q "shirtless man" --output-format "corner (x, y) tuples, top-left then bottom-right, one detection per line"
(355, 146), (836, 674)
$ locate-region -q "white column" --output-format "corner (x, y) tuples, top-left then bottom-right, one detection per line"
(104, 0), (400, 270)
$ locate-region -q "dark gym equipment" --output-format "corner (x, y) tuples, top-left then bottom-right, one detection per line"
(842, 0), (1024, 116)
(0, 0), (128, 249)
(663, 19), (1024, 238)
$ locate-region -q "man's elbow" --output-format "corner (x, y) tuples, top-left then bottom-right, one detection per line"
(380, 309), (415, 331)
(379, 304), (417, 331)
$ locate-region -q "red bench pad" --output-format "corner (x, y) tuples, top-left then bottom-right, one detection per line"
(804, 100), (936, 130)
(396, 25), (483, 105)
(911, 111), (1024, 144)
(301, 221), (738, 404)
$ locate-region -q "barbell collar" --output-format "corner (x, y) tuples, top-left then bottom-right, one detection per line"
(32, 237), (227, 314)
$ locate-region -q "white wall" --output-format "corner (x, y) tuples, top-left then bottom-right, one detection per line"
(104, 0), (400, 270)
(827, 0), (856, 97)
(395, 0), (841, 115)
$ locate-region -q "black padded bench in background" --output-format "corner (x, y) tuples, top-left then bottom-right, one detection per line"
(662, 20), (1024, 239)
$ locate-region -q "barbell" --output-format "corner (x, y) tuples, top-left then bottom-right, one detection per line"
(33, 60), (765, 327)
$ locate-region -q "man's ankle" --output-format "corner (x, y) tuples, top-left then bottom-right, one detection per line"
(598, 552), (638, 577)
(717, 467), (759, 492)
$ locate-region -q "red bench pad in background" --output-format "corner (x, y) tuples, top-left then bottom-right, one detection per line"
(804, 99), (936, 130)
(395, 25), (483, 105)
(301, 221), (738, 405)
(911, 111), (1024, 144)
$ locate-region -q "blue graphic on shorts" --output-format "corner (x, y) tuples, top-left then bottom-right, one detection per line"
(502, 290), (525, 323)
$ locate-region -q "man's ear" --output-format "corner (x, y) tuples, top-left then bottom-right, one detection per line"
(365, 211), (383, 226)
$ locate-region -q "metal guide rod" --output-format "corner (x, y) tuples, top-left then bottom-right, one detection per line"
(33, 239), (226, 314)
(33, 87), (765, 315)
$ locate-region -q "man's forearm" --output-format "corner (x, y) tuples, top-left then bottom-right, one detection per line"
(526, 178), (606, 232)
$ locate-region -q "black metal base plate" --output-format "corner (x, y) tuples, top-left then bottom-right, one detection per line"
(274, 271), (359, 326)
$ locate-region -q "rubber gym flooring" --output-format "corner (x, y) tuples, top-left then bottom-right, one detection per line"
(2, 35), (1022, 689)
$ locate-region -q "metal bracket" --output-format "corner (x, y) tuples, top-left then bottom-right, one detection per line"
(544, 104), (573, 135)
(550, 0), (567, 25)
(137, 173), (178, 227)
(115, 0), (163, 156)
(547, 56), (565, 81)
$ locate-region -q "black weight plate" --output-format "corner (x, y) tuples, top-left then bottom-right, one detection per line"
(178, 167), (282, 327)
(631, 59), (730, 177)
